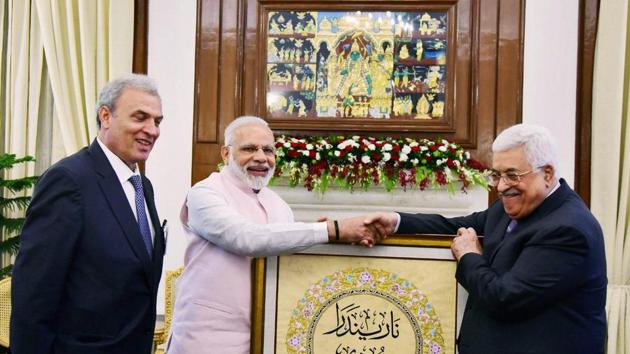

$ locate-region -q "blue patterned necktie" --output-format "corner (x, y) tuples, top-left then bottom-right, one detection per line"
(129, 175), (153, 258)
(506, 219), (518, 235)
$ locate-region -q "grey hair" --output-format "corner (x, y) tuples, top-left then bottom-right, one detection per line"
(492, 124), (559, 173)
(96, 73), (160, 128)
(224, 116), (271, 146)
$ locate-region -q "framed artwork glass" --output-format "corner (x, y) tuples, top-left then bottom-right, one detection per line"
(256, 3), (463, 134)
(265, 10), (449, 121)
(251, 235), (467, 354)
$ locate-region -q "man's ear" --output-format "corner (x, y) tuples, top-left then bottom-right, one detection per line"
(98, 106), (112, 128)
(543, 164), (555, 182)
(220, 145), (230, 164)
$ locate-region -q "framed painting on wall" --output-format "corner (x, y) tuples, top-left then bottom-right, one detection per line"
(255, 3), (465, 134)
(251, 235), (467, 354)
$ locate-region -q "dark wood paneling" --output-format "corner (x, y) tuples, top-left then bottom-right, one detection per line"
(575, 0), (599, 206)
(192, 0), (524, 184)
(133, 0), (148, 74)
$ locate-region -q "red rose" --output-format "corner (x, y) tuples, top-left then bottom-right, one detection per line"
(429, 145), (437, 151)
(372, 152), (382, 161)
(288, 150), (300, 157)
(393, 145), (401, 152)
(411, 146), (420, 152)
(447, 158), (455, 168)
(309, 150), (316, 159)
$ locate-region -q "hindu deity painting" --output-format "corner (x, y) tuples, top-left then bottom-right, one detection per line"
(266, 10), (448, 120)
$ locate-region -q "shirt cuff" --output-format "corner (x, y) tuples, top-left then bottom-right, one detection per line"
(314, 222), (329, 243)
(394, 213), (401, 233)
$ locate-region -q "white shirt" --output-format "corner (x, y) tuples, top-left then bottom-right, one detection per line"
(97, 138), (155, 243)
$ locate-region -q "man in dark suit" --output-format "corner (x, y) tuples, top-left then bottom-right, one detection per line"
(10, 74), (166, 354)
(367, 124), (607, 354)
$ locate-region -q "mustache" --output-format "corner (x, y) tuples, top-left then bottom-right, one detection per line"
(499, 187), (520, 197)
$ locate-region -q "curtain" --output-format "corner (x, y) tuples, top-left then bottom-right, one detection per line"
(591, 0), (630, 353)
(33, 0), (134, 154)
(2, 0), (44, 175)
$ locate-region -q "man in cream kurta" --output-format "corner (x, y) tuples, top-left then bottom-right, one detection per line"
(167, 116), (383, 354)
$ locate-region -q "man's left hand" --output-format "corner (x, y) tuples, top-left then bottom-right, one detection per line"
(451, 227), (482, 261)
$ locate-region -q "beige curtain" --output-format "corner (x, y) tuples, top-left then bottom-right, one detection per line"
(33, 0), (134, 154)
(2, 0), (44, 175)
(591, 0), (630, 353)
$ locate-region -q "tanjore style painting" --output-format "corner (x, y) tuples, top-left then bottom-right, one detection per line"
(266, 10), (448, 120)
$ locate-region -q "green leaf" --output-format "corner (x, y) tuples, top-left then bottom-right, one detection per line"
(0, 235), (20, 255)
(0, 196), (32, 212)
(0, 215), (24, 234)
(0, 264), (13, 280)
(0, 176), (38, 192)
(0, 154), (35, 170)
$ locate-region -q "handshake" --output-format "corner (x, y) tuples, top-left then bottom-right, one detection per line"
(322, 212), (399, 248)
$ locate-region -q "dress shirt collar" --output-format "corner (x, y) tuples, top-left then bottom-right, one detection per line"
(96, 138), (141, 184)
(546, 179), (561, 198)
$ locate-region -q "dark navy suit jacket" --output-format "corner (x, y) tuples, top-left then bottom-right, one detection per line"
(11, 140), (165, 354)
(398, 179), (606, 354)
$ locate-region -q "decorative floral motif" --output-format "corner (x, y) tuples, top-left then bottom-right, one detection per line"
(273, 134), (489, 193)
(286, 267), (446, 354)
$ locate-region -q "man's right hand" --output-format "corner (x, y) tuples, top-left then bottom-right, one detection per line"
(327, 212), (399, 247)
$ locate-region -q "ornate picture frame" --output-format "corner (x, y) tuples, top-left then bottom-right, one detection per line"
(255, 2), (468, 134)
(251, 235), (467, 354)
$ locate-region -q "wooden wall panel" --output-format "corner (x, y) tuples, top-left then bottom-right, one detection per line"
(192, 0), (525, 184)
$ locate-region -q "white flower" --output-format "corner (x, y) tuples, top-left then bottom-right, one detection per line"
(436, 158), (447, 166)
(410, 141), (419, 147)
(306, 144), (314, 150)
(438, 145), (448, 152)
(284, 142), (291, 148)
(368, 143), (376, 151)
(383, 152), (391, 162)
(402, 145), (411, 154)
(347, 153), (356, 162)
(399, 153), (408, 162)
(352, 135), (360, 140)
(301, 150), (310, 157)
(411, 158), (419, 165)
(316, 152), (321, 160)
(442, 139), (449, 145)
(420, 146), (428, 152)
(465, 151), (470, 159)
(334, 150), (341, 157)
(361, 155), (371, 164)
(382, 143), (393, 151)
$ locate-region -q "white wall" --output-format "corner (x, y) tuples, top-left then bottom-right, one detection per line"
(522, 0), (578, 186)
(146, 0), (579, 313)
(146, 0), (196, 312)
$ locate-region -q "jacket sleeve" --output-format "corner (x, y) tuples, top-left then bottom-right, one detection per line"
(397, 210), (488, 235)
(10, 167), (83, 354)
(455, 225), (590, 319)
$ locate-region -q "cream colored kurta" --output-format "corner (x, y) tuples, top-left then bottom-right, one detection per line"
(167, 168), (327, 354)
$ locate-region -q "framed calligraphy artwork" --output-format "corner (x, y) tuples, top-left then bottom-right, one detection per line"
(251, 235), (466, 354)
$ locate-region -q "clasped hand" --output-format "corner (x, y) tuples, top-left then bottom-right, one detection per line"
(321, 212), (399, 248)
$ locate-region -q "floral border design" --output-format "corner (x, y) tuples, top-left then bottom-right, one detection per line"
(285, 267), (446, 354)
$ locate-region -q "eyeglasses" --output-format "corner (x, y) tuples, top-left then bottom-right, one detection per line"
(487, 167), (542, 187)
(230, 144), (276, 157)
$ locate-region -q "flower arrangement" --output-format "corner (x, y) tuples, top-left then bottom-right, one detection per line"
(272, 134), (489, 193)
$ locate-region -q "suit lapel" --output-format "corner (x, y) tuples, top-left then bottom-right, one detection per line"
(88, 141), (153, 273)
(486, 216), (512, 264)
(142, 176), (165, 279)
